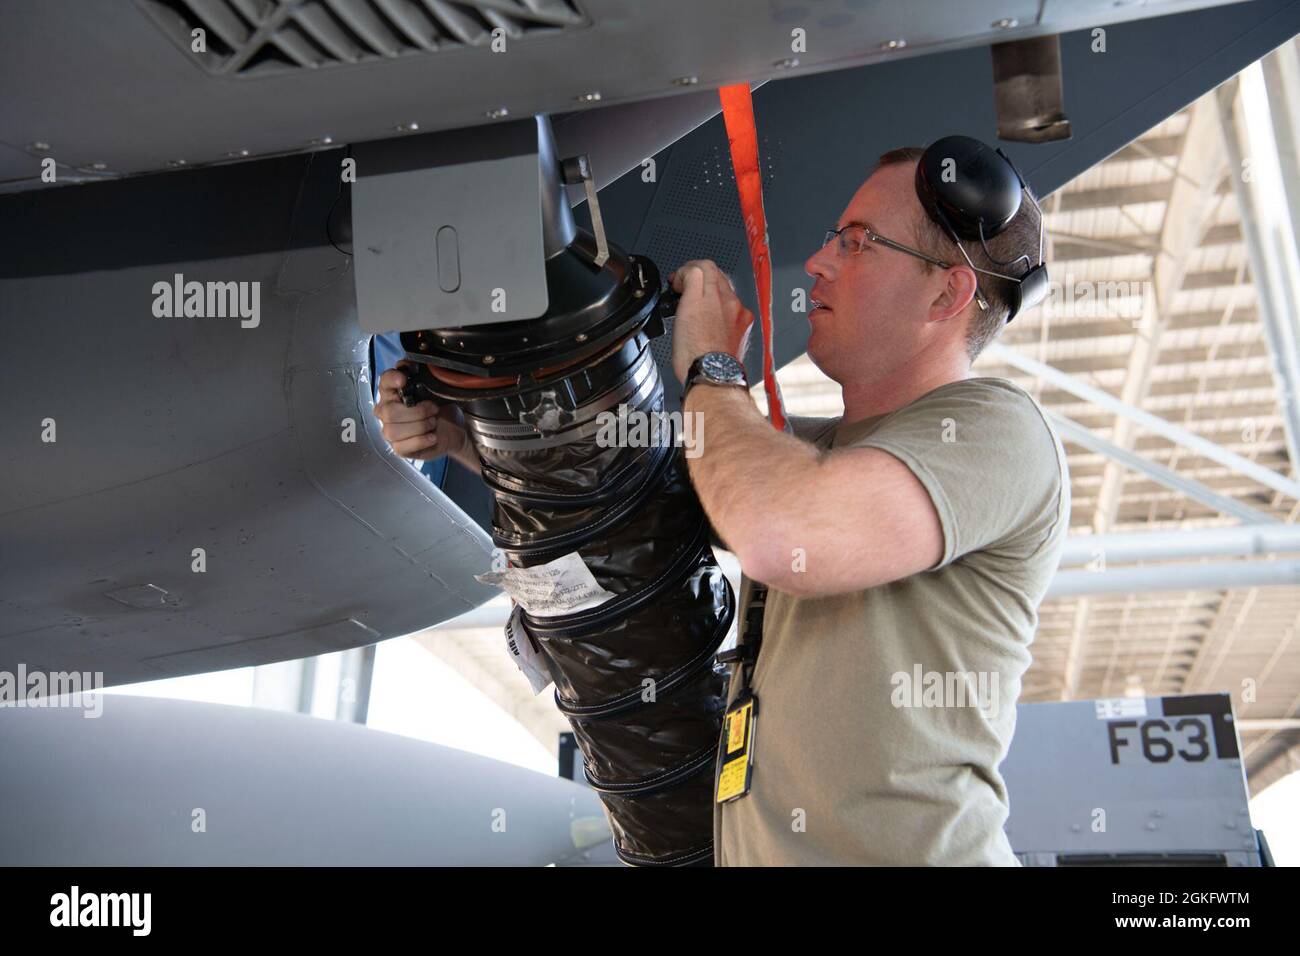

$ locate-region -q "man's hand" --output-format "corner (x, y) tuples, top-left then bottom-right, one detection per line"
(669, 259), (755, 385)
(373, 364), (479, 473)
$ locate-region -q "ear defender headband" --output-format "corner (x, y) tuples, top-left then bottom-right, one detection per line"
(915, 135), (1049, 322)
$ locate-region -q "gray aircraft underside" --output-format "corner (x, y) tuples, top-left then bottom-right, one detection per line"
(2, 0), (1289, 685)
(0, 693), (614, 866)
(1, 0), (1296, 865)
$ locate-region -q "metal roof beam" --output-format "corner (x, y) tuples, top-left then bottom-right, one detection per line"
(1050, 223), (1241, 261)
(1092, 94), (1231, 536)
(1218, 55), (1300, 472)
(1048, 559), (1300, 598)
(985, 344), (1300, 501)
(1050, 412), (1275, 525)
(1056, 180), (1174, 211)
(1058, 523), (1300, 566)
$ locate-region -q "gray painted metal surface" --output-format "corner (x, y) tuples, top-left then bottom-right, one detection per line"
(0, 0), (1255, 190)
(1002, 695), (1263, 865)
(0, 154), (496, 686)
(0, 694), (612, 865)
(352, 118), (551, 331)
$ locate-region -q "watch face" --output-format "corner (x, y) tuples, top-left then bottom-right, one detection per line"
(700, 352), (746, 385)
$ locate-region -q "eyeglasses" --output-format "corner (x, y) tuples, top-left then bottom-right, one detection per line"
(822, 221), (991, 311)
(823, 222), (953, 270)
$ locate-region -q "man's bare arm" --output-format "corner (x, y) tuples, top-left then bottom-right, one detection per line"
(683, 385), (942, 597)
(440, 404), (483, 475)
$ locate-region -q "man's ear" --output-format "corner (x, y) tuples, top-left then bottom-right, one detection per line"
(928, 265), (978, 323)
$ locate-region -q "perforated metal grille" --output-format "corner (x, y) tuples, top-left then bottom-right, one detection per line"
(642, 225), (745, 278)
(641, 226), (746, 373)
(639, 131), (781, 387)
(140, 0), (586, 76)
(658, 138), (781, 228)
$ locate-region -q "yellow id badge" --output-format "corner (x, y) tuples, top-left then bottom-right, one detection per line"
(715, 692), (757, 803)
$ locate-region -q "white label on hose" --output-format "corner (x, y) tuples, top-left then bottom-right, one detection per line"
(504, 607), (553, 696)
(475, 551), (615, 617)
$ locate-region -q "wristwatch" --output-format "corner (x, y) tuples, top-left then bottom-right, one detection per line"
(683, 351), (749, 403)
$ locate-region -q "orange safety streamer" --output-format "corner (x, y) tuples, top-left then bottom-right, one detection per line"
(718, 83), (788, 431)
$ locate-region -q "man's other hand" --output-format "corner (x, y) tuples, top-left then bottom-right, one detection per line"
(373, 364), (474, 467)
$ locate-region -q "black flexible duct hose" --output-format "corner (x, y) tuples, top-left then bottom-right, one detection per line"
(392, 113), (734, 865)
(402, 259), (732, 867)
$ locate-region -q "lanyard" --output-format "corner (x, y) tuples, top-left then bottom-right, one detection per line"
(714, 582), (767, 804)
(716, 582), (768, 694)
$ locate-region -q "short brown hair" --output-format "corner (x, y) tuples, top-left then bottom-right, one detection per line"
(871, 146), (1042, 360)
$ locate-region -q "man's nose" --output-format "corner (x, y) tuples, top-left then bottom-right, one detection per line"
(805, 242), (834, 281)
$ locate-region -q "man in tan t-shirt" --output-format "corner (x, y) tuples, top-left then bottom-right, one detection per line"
(668, 146), (1069, 865)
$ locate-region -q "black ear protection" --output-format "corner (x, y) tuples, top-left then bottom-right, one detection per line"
(915, 135), (1049, 322)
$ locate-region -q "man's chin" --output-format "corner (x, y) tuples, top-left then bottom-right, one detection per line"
(805, 335), (831, 377)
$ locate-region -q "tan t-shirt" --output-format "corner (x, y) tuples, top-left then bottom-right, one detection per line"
(714, 376), (1070, 866)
